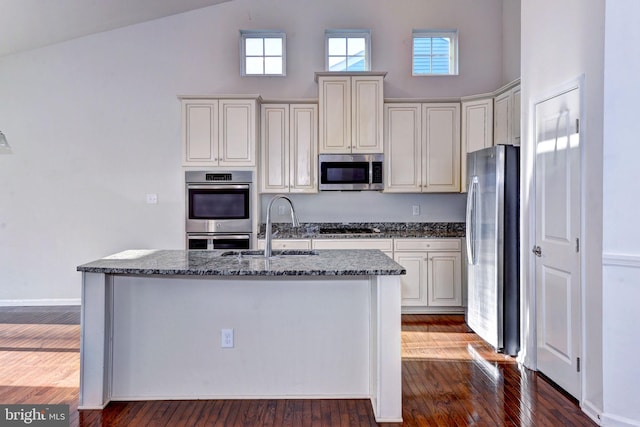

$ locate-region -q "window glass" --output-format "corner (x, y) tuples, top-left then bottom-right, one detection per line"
(412, 30), (458, 76)
(325, 30), (371, 72)
(240, 31), (286, 76)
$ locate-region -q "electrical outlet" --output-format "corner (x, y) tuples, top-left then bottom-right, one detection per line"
(221, 329), (234, 348)
(146, 193), (158, 204)
(412, 205), (420, 216)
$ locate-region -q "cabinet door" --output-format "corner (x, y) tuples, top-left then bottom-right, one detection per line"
(384, 103), (422, 192)
(318, 76), (351, 153)
(352, 75), (384, 153)
(257, 239), (312, 250)
(427, 252), (462, 306)
(461, 98), (493, 192)
(219, 99), (256, 166)
(422, 103), (461, 192)
(512, 86), (521, 145)
(260, 104), (289, 193)
(289, 104), (318, 193)
(182, 100), (219, 165)
(494, 91), (512, 146)
(394, 252), (428, 306)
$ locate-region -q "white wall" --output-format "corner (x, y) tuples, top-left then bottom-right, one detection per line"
(521, 0), (604, 421)
(602, 1), (640, 425)
(502, 0), (521, 84)
(0, 0), (503, 302)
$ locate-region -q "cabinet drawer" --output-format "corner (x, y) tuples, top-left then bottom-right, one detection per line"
(312, 238), (393, 251)
(257, 239), (312, 250)
(394, 239), (460, 252)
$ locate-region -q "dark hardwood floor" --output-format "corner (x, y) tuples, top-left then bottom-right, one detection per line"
(0, 307), (596, 426)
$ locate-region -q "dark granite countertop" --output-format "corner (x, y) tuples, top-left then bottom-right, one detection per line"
(77, 249), (406, 277)
(258, 222), (465, 239)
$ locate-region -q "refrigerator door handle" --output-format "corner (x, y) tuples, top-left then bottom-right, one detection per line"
(466, 176), (479, 265)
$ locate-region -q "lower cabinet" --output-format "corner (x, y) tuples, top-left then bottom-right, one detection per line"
(258, 237), (464, 313)
(311, 239), (394, 258)
(394, 239), (463, 313)
(256, 239), (312, 250)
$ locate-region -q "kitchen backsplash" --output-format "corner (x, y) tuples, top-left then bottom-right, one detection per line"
(259, 192), (467, 223)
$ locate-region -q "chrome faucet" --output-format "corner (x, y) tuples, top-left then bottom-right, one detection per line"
(265, 195), (300, 258)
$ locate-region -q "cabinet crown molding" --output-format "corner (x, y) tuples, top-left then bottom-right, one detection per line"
(177, 94), (262, 101)
(314, 71), (388, 82)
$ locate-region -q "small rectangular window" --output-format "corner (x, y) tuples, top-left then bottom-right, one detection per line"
(325, 30), (371, 72)
(240, 30), (286, 76)
(412, 30), (458, 76)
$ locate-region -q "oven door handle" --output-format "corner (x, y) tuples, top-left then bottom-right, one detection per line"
(210, 235), (250, 240)
(186, 184), (250, 190)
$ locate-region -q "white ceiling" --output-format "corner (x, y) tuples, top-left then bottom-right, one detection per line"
(0, 0), (231, 58)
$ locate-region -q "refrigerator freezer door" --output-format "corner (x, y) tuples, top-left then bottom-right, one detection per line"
(465, 146), (505, 350)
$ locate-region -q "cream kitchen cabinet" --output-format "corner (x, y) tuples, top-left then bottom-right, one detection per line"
(260, 103), (318, 193)
(461, 97), (493, 192)
(181, 96), (259, 167)
(257, 239), (312, 250)
(493, 82), (521, 146)
(311, 238), (393, 258)
(384, 103), (460, 193)
(316, 72), (385, 154)
(394, 239), (462, 312)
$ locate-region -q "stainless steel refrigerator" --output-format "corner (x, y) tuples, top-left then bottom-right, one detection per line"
(465, 145), (520, 356)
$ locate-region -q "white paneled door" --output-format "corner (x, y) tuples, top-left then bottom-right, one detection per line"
(534, 86), (581, 399)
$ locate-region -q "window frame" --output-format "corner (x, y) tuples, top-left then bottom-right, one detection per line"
(324, 29), (371, 72)
(239, 30), (287, 77)
(412, 29), (459, 76)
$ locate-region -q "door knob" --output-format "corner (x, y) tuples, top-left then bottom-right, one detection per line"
(532, 245), (542, 257)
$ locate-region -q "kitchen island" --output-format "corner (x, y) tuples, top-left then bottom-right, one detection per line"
(77, 249), (405, 423)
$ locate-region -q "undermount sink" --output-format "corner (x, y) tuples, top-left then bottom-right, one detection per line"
(220, 250), (319, 258)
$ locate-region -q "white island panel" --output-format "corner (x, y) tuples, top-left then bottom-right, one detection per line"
(110, 275), (371, 399)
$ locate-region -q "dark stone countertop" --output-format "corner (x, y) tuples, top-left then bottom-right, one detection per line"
(258, 222), (465, 239)
(77, 249), (406, 277)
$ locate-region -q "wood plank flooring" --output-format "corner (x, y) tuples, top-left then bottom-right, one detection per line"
(0, 307), (596, 426)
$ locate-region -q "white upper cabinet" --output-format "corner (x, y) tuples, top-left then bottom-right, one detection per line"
(317, 73), (385, 153)
(493, 82), (521, 146)
(494, 90), (512, 146)
(182, 100), (218, 164)
(260, 103), (318, 193)
(512, 86), (521, 145)
(422, 103), (461, 192)
(181, 97), (258, 167)
(461, 97), (493, 192)
(384, 102), (460, 193)
(384, 103), (422, 192)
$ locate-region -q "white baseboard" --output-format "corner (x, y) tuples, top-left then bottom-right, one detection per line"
(581, 399), (602, 425)
(0, 298), (81, 307)
(600, 412), (640, 427)
(401, 307), (465, 315)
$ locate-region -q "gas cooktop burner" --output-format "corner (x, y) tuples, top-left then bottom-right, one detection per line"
(319, 227), (377, 235)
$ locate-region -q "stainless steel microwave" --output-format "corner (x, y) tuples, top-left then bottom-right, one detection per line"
(319, 154), (384, 191)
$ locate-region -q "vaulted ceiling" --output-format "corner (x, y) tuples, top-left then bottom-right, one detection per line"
(0, 0), (231, 58)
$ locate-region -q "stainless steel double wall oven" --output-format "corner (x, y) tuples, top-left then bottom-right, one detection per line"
(185, 171), (253, 250)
